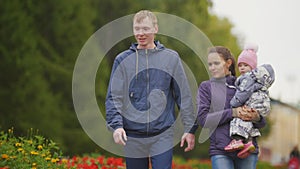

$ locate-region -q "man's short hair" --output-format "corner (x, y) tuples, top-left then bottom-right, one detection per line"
(133, 10), (158, 27)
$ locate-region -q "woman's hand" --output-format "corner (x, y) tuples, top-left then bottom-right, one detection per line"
(233, 106), (261, 122)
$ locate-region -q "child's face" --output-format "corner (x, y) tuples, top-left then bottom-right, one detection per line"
(238, 62), (252, 75)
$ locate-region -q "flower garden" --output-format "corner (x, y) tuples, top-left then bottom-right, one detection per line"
(0, 128), (287, 169)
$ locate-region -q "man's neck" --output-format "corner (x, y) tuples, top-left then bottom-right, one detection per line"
(137, 43), (156, 49)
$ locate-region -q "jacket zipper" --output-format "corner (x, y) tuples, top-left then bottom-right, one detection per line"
(146, 49), (150, 135)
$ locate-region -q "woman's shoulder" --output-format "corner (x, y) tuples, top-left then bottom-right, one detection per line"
(199, 80), (211, 89)
(200, 79), (211, 85)
(226, 75), (236, 85)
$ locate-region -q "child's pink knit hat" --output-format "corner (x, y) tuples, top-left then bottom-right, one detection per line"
(237, 43), (258, 69)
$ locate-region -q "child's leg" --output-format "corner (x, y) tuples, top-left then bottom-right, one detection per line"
(232, 135), (246, 142)
(225, 118), (249, 152)
(237, 137), (256, 158)
(224, 135), (245, 152)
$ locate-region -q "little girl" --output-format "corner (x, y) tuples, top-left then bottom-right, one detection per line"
(224, 43), (275, 158)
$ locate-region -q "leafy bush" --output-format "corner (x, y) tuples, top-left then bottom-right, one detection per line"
(0, 128), (64, 169)
(257, 161), (287, 169)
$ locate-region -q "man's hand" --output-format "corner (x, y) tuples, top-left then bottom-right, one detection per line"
(180, 133), (195, 152)
(113, 128), (127, 146)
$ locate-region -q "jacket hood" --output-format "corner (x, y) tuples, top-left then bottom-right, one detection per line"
(254, 64), (275, 89)
(129, 40), (166, 82)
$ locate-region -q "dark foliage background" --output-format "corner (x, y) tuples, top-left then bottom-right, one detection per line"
(0, 0), (269, 159)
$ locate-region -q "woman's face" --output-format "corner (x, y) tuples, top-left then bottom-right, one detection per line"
(207, 52), (231, 78)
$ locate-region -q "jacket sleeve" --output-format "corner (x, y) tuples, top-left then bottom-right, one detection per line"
(253, 115), (266, 129)
(172, 56), (196, 133)
(197, 82), (233, 128)
(230, 75), (261, 107)
(246, 90), (271, 117)
(105, 58), (124, 131)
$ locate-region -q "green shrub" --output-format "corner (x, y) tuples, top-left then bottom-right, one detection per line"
(0, 128), (64, 169)
(257, 161), (287, 169)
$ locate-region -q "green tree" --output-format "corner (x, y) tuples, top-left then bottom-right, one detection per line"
(1, 0), (266, 160)
(0, 0), (98, 155)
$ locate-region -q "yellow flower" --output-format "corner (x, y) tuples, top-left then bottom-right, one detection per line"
(45, 157), (51, 161)
(8, 128), (13, 134)
(61, 158), (68, 164)
(17, 148), (24, 153)
(51, 158), (59, 163)
(1, 154), (9, 159)
(30, 151), (39, 155)
(15, 142), (22, 147)
(32, 162), (37, 168)
(37, 145), (43, 150)
(27, 140), (33, 144)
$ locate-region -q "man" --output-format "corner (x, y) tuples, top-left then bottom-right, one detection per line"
(105, 10), (195, 169)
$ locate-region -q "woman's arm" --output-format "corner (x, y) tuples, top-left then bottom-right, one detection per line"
(197, 82), (233, 128)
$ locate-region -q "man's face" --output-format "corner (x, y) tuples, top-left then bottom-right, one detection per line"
(133, 17), (158, 49)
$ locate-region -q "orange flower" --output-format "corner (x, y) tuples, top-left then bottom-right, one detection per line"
(1, 154), (9, 159)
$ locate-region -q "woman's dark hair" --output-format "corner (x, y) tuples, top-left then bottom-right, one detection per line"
(208, 46), (236, 76)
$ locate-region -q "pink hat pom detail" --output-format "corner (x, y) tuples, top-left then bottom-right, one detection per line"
(244, 43), (258, 53)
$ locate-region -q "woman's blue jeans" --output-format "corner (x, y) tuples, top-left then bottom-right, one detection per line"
(211, 154), (258, 169)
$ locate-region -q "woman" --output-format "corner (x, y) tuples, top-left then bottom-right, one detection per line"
(197, 46), (266, 169)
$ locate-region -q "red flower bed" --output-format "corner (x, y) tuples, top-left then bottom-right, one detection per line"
(61, 155), (126, 169)
(60, 155), (212, 169)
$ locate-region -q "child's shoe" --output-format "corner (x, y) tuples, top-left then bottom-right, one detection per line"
(237, 141), (255, 158)
(224, 139), (244, 152)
